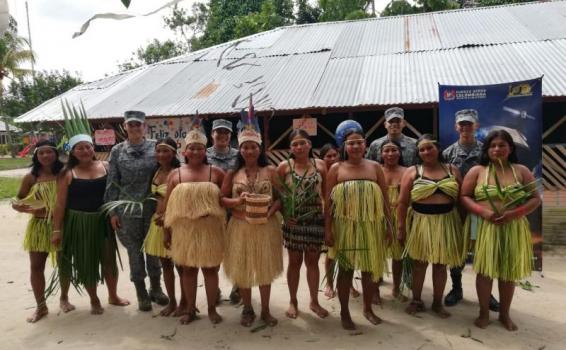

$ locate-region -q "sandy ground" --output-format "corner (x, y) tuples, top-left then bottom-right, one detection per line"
(1, 200), (565, 350)
(0, 167), (29, 177)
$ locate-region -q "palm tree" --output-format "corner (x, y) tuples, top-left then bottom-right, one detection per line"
(0, 32), (35, 157)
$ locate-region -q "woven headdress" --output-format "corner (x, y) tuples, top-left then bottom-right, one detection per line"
(237, 94), (262, 146)
(184, 111), (207, 146)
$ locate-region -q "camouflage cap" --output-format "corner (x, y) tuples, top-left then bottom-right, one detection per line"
(124, 110), (146, 123)
(212, 119), (233, 132)
(455, 109), (479, 124)
(384, 107), (404, 122)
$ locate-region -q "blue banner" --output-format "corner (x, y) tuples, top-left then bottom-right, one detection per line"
(439, 77), (543, 270)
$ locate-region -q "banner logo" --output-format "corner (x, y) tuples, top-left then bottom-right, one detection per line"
(508, 83), (533, 97)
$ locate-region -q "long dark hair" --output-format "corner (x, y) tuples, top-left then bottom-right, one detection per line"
(31, 140), (64, 177)
(479, 129), (518, 165)
(415, 134), (444, 164)
(379, 139), (404, 166)
(339, 130), (365, 161)
(319, 143), (338, 159)
(288, 129), (314, 159)
(156, 137), (181, 169)
(235, 142), (269, 170)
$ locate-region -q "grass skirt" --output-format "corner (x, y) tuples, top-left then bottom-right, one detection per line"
(331, 181), (387, 281)
(170, 215), (225, 267)
(473, 216), (533, 282)
(143, 214), (170, 258)
(23, 217), (57, 253)
(59, 209), (117, 288)
(404, 208), (464, 267)
(224, 215), (283, 288)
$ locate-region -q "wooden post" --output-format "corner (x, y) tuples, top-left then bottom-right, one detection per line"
(263, 114), (270, 149)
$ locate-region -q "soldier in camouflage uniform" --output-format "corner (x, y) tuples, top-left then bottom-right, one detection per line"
(442, 109), (499, 312)
(367, 107), (418, 167)
(206, 119), (241, 304)
(105, 111), (169, 312)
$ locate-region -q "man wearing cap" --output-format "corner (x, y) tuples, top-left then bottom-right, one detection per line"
(442, 109), (499, 312)
(367, 107), (418, 166)
(104, 111), (169, 312)
(206, 118), (241, 304)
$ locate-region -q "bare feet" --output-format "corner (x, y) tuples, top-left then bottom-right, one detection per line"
(261, 311), (278, 327)
(285, 302), (299, 319)
(372, 290), (382, 306)
(405, 300), (426, 316)
(363, 309), (382, 325)
(324, 285), (336, 299)
(160, 302), (177, 317)
(340, 310), (356, 330)
(240, 306), (256, 327)
(27, 306), (48, 323)
(431, 302), (451, 319)
(108, 296), (130, 306)
(309, 303), (329, 318)
(173, 301), (187, 317)
(474, 316), (491, 329)
(499, 315), (518, 331)
(90, 299), (104, 315)
(60, 298), (76, 313)
(208, 307), (222, 324)
(179, 309), (198, 325)
(392, 289), (409, 302)
(350, 287), (360, 298)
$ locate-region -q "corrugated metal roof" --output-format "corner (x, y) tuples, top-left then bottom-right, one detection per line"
(15, 1), (566, 123)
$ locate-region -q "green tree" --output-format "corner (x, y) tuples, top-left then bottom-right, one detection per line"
(234, 0), (294, 38)
(0, 70), (82, 119)
(163, 3), (209, 51)
(318, 0), (370, 21)
(0, 32), (35, 97)
(476, 0), (531, 6)
(296, 0), (321, 24)
(118, 39), (185, 72)
(381, 0), (417, 16)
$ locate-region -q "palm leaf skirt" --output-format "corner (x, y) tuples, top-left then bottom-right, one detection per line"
(473, 216), (533, 282)
(170, 215), (224, 268)
(404, 208), (464, 267)
(24, 217), (57, 254)
(59, 209), (116, 288)
(223, 215), (283, 288)
(142, 214), (170, 258)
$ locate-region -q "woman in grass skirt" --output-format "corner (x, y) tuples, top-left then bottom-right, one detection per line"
(142, 137), (186, 317)
(461, 130), (541, 331)
(325, 120), (392, 330)
(378, 140), (408, 302)
(52, 135), (128, 315)
(163, 126), (226, 325)
(12, 140), (67, 322)
(277, 129), (328, 319)
(320, 144), (361, 300)
(221, 120), (283, 328)
(397, 134), (463, 318)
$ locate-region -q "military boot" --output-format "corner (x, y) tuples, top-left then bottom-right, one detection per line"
(134, 280), (152, 312)
(149, 277), (169, 306)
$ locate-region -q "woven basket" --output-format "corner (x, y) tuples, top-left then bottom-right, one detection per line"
(245, 194), (271, 225)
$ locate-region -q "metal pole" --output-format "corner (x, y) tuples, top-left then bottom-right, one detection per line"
(25, 1), (35, 83)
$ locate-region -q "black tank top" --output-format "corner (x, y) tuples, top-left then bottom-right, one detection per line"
(67, 170), (107, 212)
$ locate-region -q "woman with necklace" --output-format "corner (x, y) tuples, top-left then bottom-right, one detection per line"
(325, 120), (392, 331)
(398, 134), (463, 319)
(12, 140), (67, 322)
(52, 134), (128, 315)
(277, 129), (328, 319)
(163, 124), (226, 325)
(378, 140), (408, 302)
(222, 119), (283, 328)
(461, 130), (541, 331)
(142, 137), (186, 317)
